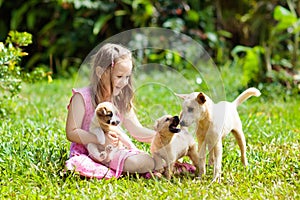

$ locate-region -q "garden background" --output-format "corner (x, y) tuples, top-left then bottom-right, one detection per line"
(0, 0), (299, 199)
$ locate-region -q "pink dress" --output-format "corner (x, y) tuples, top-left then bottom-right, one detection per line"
(65, 87), (140, 179)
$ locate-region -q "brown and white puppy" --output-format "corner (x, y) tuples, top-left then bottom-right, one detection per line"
(87, 102), (136, 163)
(150, 115), (199, 179)
(176, 87), (261, 182)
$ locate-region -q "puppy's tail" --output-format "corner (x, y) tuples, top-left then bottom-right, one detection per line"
(233, 87), (261, 107)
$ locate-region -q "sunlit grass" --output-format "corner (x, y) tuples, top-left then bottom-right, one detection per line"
(0, 70), (299, 199)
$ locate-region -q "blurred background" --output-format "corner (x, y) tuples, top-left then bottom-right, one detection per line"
(1, 0), (300, 96)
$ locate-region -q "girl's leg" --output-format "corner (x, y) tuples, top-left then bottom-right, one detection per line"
(123, 153), (155, 173)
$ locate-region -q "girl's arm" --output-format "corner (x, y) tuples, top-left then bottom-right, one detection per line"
(66, 93), (118, 146)
(66, 93), (98, 144)
(122, 108), (155, 143)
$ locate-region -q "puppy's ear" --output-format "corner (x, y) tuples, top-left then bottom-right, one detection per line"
(96, 107), (107, 117)
(175, 93), (187, 100)
(196, 93), (206, 104)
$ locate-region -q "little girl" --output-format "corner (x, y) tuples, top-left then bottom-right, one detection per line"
(65, 43), (195, 179)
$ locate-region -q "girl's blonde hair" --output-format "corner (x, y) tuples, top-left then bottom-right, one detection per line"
(90, 43), (134, 114)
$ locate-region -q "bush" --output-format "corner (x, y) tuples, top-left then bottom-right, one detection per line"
(229, 4), (300, 92)
(0, 31), (51, 117)
(0, 31), (33, 97)
(1, 1), (299, 92)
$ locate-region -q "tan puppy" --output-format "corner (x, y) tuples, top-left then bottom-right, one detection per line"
(176, 87), (261, 182)
(87, 102), (136, 163)
(150, 115), (199, 179)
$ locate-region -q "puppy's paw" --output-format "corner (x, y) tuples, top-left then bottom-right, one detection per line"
(164, 169), (172, 180)
(98, 151), (107, 161)
(144, 171), (163, 179)
(153, 171), (163, 179)
(105, 144), (114, 153)
(212, 174), (221, 183)
(198, 168), (206, 176)
(99, 151), (107, 159)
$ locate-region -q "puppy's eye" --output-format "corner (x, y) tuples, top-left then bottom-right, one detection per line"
(188, 107), (194, 112)
(106, 111), (113, 117)
(165, 118), (170, 121)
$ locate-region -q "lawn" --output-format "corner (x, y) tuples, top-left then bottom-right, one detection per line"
(0, 67), (299, 199)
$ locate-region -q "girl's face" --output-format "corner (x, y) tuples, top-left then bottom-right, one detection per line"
(111, 59), (132, 96)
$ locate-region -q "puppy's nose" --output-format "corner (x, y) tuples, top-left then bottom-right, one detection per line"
(180, 121), (185, 127)
(111, 120), (120, 126)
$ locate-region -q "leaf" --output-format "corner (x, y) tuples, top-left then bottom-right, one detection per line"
(145, 4), (153, 16)
(114, 10), (127, 16)
(10, 4), (30, 29)
(27, 11), (36, 30)
(273, 6), (297, 30)
(0, 42), (4, 51)
(217, 30), (232, 38)
(93, 14), (113, 35)
(231, 45), (251, 57)
(292, 19), (300, 33)
(162, 18), (185, 32)
(186, 10), (199, 23)
(206, 32), (217, 43)
(242, 50), (259, 85)
(274, 6), (295, 20)
(7, 31), (32, 46)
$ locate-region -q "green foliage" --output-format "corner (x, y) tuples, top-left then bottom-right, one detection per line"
(0, 31), (51, 117)
(0, 0), (158, 76)
(0, 31), (32, 98)
(270, 4), (300, 69)
(0, 0), (230, 77)
(231, 45), (265, 87)
(273, 5), (298, 31)
(229, 3), (300, 91)
(1, 1), (300, 91)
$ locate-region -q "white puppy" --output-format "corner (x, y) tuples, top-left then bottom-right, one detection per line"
(87, 102), (136, 163)
(176, 87), (261, 182)
(150, 115), (199, 179)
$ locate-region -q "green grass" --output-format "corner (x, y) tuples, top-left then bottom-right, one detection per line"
(0, 69), (299, 199)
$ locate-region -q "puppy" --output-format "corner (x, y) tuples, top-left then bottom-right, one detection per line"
(176, 87), (261, 182)
(87, 102), (136, 163)
(150, 115), (199, 179)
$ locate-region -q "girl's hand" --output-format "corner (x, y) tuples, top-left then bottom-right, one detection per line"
(106, 131), (119, 147)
